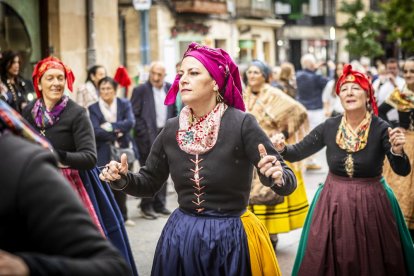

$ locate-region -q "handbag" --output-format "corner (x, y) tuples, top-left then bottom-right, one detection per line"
(110, 142), (136, 163)
(249, 177), (284, 206)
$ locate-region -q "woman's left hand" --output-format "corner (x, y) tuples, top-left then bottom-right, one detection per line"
(388, 127), (406, 154)
(257, 144), (284, 187)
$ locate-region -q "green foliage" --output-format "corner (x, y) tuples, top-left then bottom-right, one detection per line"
(382, 0), (414, 56)
(339, 0), (386, 58)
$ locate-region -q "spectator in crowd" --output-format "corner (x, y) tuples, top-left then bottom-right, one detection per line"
(322, 62), (345, 117)
(296, 53), (329, 170)
(76, 65), (107, 109)
(89, 76), (137, 227)
(0, 50), (32, 113)
(130, 61), (177, 220)
(374, 58), (405, 127)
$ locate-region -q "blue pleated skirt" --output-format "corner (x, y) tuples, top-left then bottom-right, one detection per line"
(79, 168), (138, 276)
(151, 208), (250, 276)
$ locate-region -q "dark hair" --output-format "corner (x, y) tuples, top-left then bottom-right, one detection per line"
(98, 76), (118, 90)
(386, 58), (398, 65)
(85, 65), (105, 83)
(0, 50), (20, 79)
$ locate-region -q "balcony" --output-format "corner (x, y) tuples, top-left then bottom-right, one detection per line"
(235, 0), (274, 18)
(278, 14), (335, 26)
(172, 0), (227, 14)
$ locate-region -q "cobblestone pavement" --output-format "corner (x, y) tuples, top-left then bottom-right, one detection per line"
(125, 149), (328, 276)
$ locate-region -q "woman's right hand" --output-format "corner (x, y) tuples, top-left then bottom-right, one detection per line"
(271, 133), (286, 152)
(99, 153), (129, 182)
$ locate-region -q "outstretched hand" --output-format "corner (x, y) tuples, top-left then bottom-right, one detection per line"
(99, 153), (129, 182)
(257, 144), (284, 187)
(388, 127), (406, 155)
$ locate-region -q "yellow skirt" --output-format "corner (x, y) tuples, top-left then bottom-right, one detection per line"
(249, 164), (309, 234)
(383, 130), (414, 229)
(241, 210), (281, 276)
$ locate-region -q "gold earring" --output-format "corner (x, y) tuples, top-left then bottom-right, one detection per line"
(216, 91), (224, 103)
(213, 84), (219, 92)
(213, 82), (223, 102)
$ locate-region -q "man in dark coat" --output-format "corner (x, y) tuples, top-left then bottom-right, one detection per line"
(130, 61), (177, 219)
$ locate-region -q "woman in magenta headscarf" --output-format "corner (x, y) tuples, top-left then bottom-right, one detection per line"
(99, 42), (297, 275)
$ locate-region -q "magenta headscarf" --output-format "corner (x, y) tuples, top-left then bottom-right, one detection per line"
(164, 42), (245, 111)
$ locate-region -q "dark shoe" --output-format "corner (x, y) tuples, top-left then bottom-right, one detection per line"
(154, 207), (172, 217)
(270, 234), (278, 250)
(140, 208), (158, 220)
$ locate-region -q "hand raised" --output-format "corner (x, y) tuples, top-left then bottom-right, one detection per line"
(257, 144), (283, 187)
(388, 127), (406, 155)
(99, 153), (129, 182)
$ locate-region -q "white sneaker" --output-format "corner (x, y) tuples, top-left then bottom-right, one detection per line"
(124, 219), (136, 227)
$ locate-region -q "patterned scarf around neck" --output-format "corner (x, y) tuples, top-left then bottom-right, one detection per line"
(32, 96), (69, 129)
(176, 103), (227, 155)
(0, 99), (53, 150)
(336, 111), (372, 153)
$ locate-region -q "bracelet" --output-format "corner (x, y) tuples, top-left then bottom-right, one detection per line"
(390, 147), (404, 157)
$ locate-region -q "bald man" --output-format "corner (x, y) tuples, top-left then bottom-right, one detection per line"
(130, 61), (177, 219)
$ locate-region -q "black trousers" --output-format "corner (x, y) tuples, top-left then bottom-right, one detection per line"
(139, 181), (167, 211)
(137, 127), (168, 211)
(112, 189), (128, 221)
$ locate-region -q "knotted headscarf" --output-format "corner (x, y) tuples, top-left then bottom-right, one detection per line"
(249, 60), (271, 82)
(165, 42), (245, 111)
(32, 56), (75, 98)
(335, 64), (378, 115)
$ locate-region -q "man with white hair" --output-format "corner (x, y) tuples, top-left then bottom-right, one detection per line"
(296, 53), (329, 170)
(130, 61), (177, 219)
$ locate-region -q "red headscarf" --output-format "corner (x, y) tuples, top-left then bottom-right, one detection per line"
(165, 42), (245, 111)
(114, 66), (132, 96)
(32, 56), (75, 98)
(335, 64), (378, 115)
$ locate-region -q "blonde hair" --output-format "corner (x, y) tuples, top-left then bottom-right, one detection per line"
(279, 62), (295, 82)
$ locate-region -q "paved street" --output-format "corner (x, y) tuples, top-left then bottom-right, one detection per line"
(125, 149), (328, 276)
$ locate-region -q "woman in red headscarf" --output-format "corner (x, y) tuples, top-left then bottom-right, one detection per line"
(22, 56), (138, 276)
(273, 64), (414, 275)
(99, 42), (297, 275)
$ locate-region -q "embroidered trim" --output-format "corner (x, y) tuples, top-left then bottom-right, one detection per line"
(176, 103), (227, 155)
(190, 154), (205, 213)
